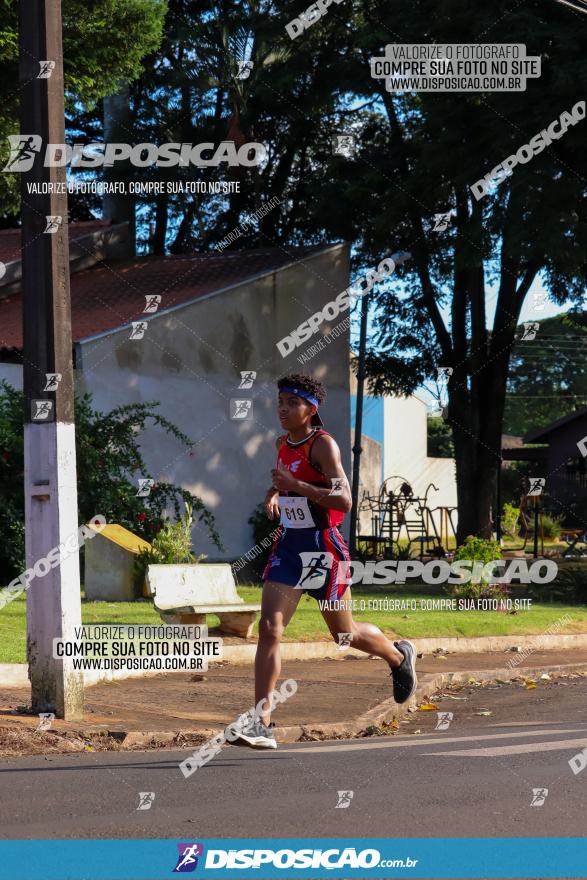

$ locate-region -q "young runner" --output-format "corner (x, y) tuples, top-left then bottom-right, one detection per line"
(232, 373), (417, 749)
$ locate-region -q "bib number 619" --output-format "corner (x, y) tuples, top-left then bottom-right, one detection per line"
(286, 506), (306, 522)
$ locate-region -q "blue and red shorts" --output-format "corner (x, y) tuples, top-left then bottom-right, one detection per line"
(262, 526), (351, 603)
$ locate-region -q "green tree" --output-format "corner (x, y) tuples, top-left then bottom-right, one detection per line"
(299, 0), (587, 540)
(503, 312), (587, 437)
(0, 0), (167, 218)
(66, 0), (348, 251)
(5, 0), (586, 545)
(427, 417), (455, 458)
(0, 381), (222, 583)
(95, 0), (587, 541)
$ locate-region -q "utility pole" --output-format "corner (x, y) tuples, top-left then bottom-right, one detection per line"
(349, 290), (369, 558)
(19, 0), (84, 719)
(349, 251), (411, 557)
(533, 498), (539, 560)
(495, 455), (502, 543)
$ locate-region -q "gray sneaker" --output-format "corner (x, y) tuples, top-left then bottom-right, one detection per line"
(229, 718), (277, 750)
(391, 639), (418, 704)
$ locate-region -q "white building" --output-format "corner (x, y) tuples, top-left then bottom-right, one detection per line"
(0, 224), (351, 559)
(351, 377), (457, 547)
(0, 221), (457, 560)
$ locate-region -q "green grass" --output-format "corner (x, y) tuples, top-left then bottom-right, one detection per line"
(501, 537), (565, 553)
(2, 586), (587, 664)
(0, 593), (164, 665)
(360, 537), (569, 555)
(237, 586), (587, 641)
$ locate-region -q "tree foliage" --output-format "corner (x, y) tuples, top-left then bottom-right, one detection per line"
(65, 0), (587, 538)
(504, 313), (587, 437)
(2, 0), (586, 541)
(0, 0), (167, 219)
(427, 417), (455, 458)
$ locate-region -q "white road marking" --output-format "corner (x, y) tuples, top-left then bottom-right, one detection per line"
(270, 728), (585, 755)
(487, 721), (564, 727)
(424, 737), (587, 758)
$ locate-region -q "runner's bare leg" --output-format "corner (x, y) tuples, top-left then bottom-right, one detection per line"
(255, 581), (302, 725)
(319, 588), (405, 666)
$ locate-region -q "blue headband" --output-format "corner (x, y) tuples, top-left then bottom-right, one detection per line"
(280, 386), (319, 408)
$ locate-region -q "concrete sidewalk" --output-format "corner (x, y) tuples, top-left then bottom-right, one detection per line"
(2, 648), (587, 749)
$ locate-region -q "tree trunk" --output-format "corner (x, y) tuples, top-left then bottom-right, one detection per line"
(153, 193), (168, 255)
(452, 417), (500, 542)
(169, 202), (195, 253)
(448, 187), (529, 544)
(102, 87), (136, 258)
(450, 338), (512, 543)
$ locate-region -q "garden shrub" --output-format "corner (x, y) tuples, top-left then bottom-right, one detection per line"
(133, 502), (206, 596)
(528, 562), (587, 604)
(446, 535), (504, 603)
(502, 503), (520, 538)
(0, 381), (222, 584)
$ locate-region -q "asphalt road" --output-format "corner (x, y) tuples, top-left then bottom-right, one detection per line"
(1, 677), (586, 841)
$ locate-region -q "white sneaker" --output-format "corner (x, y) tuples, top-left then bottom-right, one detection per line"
(229, 718), (277, 749)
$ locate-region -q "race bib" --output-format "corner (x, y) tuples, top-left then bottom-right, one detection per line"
(279, 495), (316, 529)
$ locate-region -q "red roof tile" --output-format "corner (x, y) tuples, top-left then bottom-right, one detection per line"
(0, 220), (112, 267)
(0, 245), (327, 354)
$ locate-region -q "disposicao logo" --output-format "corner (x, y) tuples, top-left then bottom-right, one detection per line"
(173, 843), (204, 872)
(2, 136), (267, 172)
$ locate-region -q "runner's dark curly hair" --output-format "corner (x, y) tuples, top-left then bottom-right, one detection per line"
(277, 373), (327, 404)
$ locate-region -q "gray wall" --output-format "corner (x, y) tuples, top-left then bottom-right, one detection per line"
(354, 434), (383, 536)
(77, 245), (352, 559)
(0, 362), (23, 390)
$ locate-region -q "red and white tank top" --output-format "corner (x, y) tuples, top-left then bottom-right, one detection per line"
(276, 429), (344, 530)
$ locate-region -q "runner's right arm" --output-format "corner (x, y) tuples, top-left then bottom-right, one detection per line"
(264, 488), (280, 520)
(264, 435), (285, 519)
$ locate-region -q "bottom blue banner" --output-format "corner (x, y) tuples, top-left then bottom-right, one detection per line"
(0, 837), (585, 879)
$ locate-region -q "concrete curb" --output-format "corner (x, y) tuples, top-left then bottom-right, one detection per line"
(352, 660), (587, 733)
(0, 664), (28, 688)
(273, 660), (587, 744)
(3, 632), (587, 688)
(11, 659), (585, 749)
(218, 633), (587, 665)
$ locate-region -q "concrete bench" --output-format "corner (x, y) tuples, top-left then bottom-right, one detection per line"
(146, 563), (261, 639)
